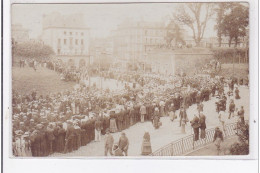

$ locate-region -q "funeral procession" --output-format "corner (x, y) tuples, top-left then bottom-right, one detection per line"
(11, 2), (249, 157)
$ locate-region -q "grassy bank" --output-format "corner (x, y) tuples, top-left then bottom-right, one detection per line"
(12, 66), (76, 96)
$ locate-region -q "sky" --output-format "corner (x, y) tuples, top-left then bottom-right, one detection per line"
(12, 3), (218, 39)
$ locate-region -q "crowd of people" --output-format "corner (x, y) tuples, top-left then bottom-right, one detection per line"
(12, 57), (248, 157)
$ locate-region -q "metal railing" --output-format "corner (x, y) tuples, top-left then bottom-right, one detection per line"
(150, 122), (241, 156)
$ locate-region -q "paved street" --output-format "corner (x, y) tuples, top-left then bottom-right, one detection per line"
(187, 136), (239, 156)
(51, 86), (249, 157)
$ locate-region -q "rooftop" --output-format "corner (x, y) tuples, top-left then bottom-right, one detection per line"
(42, 12), (88, 29)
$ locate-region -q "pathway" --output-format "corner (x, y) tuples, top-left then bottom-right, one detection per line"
(51, 86), (249, 157)
(186, 137), (238, 156)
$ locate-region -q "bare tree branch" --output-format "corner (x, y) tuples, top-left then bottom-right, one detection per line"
(173, 3), (214, 46)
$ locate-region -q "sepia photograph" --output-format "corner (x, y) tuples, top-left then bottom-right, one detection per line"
(10, 2), (251, 158)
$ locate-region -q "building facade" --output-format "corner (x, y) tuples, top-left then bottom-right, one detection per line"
(41, 12), (90, 56)
(113, 21), (174, 62)
(12, 24), (29, 44)
(184, 33), (249, 48)
(89, 37), (114, 65)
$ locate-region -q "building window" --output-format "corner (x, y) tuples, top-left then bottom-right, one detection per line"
(75, 39), (78, 45)
(64, 39), (67, 45)
(64, 31), (66, 35)
(70, 38), (73, 45)
(81, 39), (84, 45)
(58, 39), (61, 45)
(70, 32), (72, 35)
(81, 32), (84, 36)
(57, 49), (60, 54)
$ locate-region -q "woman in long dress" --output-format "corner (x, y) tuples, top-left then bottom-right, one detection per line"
(159, 101), (165, 117)
(21, 134), (32, 157)
(141, 131), (152, 155)
(235, 87), (240, 99)
(14, 136), (22, 156)
(153, 107), (160, 129)
(129, 107), (135, 126)
(169, 103), (176, 121)
(218, 111), (226, 135)
(14, 130), (23, 156)
(213, 127), (224, 155)
(109, 111), (118, 133)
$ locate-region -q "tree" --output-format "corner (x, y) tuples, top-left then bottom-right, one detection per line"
(214, 3), (231, 47)
(216, 3), (249, 47)
(12, 41), (54, 59)
(229, 122), (249, 155)
(173, 3), (214, 47)
(165, 21), (185, 47)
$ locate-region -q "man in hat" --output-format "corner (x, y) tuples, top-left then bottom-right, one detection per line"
(197, 102), (204, 114)
(228, 99), (236, 119)
(64, 120), (74, 153)
(199, 112), (206, 139)
(46, 123), (55, 154)
(238, 106), (245, 124)
(56, 122), (66, 153)
(118, 132), (129, 156)
(80, 120), (88, 146)
(38, 123), (48, 156)
(179, 107), (187, 127)
(190, 114), (200, 141)
(104, 129), (114, 156)
(213, 127), (224, 155)
(30, 128), (40, 157)
(19, 121), (28, 132)
(73, 121), (82, 150)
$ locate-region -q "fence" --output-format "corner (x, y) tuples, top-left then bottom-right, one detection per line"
(150, 122), (240, 156)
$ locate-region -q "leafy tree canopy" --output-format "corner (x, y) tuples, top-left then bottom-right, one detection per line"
(12, 41), (54, 59)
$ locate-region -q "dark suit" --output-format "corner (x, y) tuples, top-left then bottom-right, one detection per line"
(190, 116), (200, 141)
(64, 125), (74, 153)
(199, 114), (206, 139)
(118, 136), (129, 156)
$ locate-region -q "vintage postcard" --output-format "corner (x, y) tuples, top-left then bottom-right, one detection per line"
(10, 2), (253, 158)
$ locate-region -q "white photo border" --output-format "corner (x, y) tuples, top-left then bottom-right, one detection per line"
(2, 0), (259, 172)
